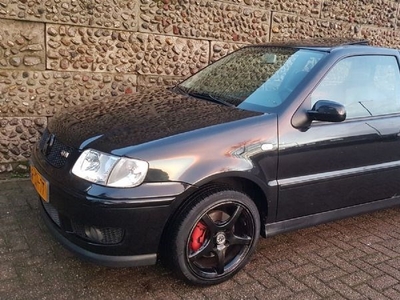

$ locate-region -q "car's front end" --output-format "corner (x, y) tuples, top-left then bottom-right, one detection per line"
(30, 85), (267, 267)
(31, 127), (188, 266)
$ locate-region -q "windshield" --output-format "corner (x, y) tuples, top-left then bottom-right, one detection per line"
(178, 46), (326, 112)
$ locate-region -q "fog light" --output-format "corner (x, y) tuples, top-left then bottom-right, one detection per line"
(84, 226), (104, 243)
(72, 221), (124, 244)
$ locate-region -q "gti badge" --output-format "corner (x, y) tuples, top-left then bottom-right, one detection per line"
(60, 150), (70, 158)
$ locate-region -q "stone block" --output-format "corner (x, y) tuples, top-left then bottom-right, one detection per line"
(0, 70), (137, 117)
(270, 12), (360, 41)
(137, 75), (183, 89)
(321, 0), (361, 23)
(322, 0), (397, 28)
(0, 0), (138, 31)
(223, 0), (322, 17)
(0, 19), (45, 70)
(360, 26), (400, 47)
(0, 117), (46, 162)
(139, 0), (270, 43)
(357, 0), (397, 28)
(46, 24), (210, 77)
(210, 41), (245, 62)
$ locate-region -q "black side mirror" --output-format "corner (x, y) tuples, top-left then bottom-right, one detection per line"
(307, 100), (346, 123)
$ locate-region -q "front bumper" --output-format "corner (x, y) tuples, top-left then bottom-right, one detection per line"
(31, 145), (191, 267)
(39, 200), (157, 267)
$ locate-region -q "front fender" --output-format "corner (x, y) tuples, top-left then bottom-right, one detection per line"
(145, 133), (278, 183)
(147, 154), (254, 184)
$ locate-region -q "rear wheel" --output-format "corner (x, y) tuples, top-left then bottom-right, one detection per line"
(168, 190), (260, 285)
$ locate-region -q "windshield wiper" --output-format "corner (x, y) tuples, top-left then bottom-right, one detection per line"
(173, 85), (236, 108)
(186, 91), (236, 108)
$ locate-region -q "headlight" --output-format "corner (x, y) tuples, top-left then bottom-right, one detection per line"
(72, 149), (148, 188)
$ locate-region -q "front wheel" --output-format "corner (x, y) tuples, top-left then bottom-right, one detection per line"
(168, 190), (260, 285)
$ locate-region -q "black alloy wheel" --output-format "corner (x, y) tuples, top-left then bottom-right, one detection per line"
(168, 189), (260, 285)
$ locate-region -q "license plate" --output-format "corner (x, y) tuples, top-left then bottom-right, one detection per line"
(30, 166), (49, 202)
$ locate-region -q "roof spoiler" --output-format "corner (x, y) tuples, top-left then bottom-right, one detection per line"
(259, 38), (370, 48)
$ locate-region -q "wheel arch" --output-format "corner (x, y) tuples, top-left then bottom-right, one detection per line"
(159, 173), (270, 260)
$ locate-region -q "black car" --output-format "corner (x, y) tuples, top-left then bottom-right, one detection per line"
(31, 39), (400, 285)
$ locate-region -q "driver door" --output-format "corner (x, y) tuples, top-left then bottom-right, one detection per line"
(276, 54), (400, 221)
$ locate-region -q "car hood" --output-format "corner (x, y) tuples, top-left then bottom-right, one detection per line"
(48, 87), (261, 152)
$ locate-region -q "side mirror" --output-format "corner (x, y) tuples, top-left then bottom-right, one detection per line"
(307, 100), (346, 123)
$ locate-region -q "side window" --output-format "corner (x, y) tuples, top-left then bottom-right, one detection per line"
(310, 56), (400, 119)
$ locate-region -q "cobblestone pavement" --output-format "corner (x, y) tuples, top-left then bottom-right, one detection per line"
(3, 179), (400, 299)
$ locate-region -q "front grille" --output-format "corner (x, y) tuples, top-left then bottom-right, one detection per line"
(71, 221), (124, 245)
(42, 201), (61, 227)
(39, 129), (73, 168)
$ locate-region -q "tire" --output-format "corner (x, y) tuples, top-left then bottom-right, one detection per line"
(168, 189), (260, 285)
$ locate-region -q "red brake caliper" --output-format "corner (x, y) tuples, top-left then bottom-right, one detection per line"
(190, 221), (207, 251)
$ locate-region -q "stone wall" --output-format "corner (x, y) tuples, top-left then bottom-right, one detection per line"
(1, 0), (400, 169)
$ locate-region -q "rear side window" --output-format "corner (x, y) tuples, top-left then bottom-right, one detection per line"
(310, 55), (400, 119)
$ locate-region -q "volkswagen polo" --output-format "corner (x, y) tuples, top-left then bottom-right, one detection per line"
(31, 39), (400, 285)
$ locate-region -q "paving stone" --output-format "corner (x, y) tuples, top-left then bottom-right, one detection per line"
(377, 263), (400, 281)
(325, 255), (359, 273)
(317, 244), (344, 258)
(328, 279), (362, 299)
(354, 283), (388, 300)
(368, 274), (398, 291)
(289, 263), (321, 278)
(233, 269), (257, 285)
(315, 266), (348, 283)
(301, 274), (336, 298)
(266, 259), (295, 275)
(256, 285), (293, 300)
(383, 288), (400, 300)
(385, 257), (400, 274)
(230, 281), (268, 299)
(302, 252), (333, 269)
(340, 270), (372, 287)
(346, 241), (377, 256)
(0, 262), (17, 280)
(275, 272), (308, 292)
(351, 259), (385, 277)
(286, 289), (322, 300)
(363, 252), (391, 265)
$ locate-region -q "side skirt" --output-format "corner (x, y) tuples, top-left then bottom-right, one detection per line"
(265, 196), (400, 237)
